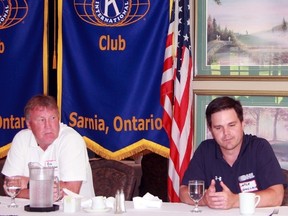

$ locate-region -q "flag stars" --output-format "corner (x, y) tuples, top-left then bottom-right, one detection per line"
(184, 34), (189, 41)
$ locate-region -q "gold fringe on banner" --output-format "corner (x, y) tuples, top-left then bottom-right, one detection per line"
(0, 144), (11, 159)
(0, 138), (170, 160)
(84, 136), (169, 160)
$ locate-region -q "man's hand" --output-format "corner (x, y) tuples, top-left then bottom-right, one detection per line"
(203, 179), (238, 209)
(53, 180), (63, 201)
(19, 176), (29, 189)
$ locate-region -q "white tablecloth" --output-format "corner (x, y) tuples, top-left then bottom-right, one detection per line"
(1, 196), (288, 215)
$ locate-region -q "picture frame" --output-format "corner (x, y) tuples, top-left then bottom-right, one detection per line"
(194, 90), (288, 169)
(194, 0), (288, 78)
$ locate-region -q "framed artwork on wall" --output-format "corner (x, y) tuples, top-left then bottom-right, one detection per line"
(195, 0), (288, 78)
(194, 91), (288, 169)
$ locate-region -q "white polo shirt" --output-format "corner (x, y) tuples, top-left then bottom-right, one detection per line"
(2, 123), (95, 198)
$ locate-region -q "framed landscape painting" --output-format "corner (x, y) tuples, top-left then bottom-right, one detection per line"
(195, 93), (288, 169)
(195, 0), (288, 77)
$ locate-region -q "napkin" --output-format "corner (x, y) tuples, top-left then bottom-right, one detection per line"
(63, 188), (83, 199)
(62, 188), (88, 211)
(133, 192), (162, 209)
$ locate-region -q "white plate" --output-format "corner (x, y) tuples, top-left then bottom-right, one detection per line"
(83, 207), (111, 213)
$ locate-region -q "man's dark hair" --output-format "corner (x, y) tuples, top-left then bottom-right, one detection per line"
(205, 96), (243, 128)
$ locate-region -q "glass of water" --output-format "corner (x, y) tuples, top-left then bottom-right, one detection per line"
(3, 176), (22, 207)
(188, 180), (205, 213)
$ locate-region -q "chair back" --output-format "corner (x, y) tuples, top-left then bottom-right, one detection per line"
(89, 159), (136, 200)
(282, 168), (288, 206)
(0, 158), (6, 196)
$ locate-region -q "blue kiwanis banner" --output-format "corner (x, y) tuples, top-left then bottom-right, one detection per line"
(59, 0), (170, 159)
(0, 0), (47, 157)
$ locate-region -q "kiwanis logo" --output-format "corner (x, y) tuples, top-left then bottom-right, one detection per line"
(74, 0), (150, 27)
(0, 0), (28, 29)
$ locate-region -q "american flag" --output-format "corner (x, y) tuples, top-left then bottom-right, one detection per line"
(161, 0), (193, 202)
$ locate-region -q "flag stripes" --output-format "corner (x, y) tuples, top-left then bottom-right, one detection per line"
(161, 0), (193, 202)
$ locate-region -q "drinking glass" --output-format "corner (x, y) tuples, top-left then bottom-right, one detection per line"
(188, 180), (205, 213)
(3, 176), (22, 207)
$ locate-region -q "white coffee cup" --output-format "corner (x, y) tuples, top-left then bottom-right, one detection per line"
(92, 196), (106, 209)
(239, 192), (261, 215)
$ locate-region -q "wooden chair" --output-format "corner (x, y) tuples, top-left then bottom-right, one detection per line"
(89, 159), (137, 200)
(139, 153), (168, 202)
(0, 157), (6, 196)
(282, 168), (288, 206)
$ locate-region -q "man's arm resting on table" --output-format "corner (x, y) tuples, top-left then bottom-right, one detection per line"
(255, 184), (284, 207)
(60, 181), (82, 194)
(12, 176), (29, 199)
(15, 177), (83, 201)
(180, 183), (284, 208)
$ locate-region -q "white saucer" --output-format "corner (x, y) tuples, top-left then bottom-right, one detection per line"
(83, 207), (111, 213)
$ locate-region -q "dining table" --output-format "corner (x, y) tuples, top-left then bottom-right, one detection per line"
(0, 195), (288, 216)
